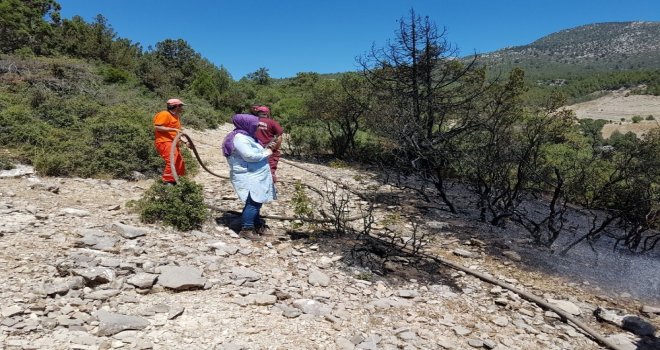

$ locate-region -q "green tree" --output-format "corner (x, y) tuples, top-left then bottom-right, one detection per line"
(0, 0), (61, 54)
(306, 73), (369, 158)
(244, 67), (272, 85)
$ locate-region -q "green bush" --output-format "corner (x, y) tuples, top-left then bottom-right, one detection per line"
(647, 115), (655, 121)
(0, 156), (14, 170)
(134, 178), (208, 231)
(632, 115), (643, 123)
(101, 67), (130, 84)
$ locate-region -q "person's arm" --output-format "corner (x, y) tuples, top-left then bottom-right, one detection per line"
(233, 135), (271, 162)
(270, 121), (284, 151)
(154, 125), (180, 132)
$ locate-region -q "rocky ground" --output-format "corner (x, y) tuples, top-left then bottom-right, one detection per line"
(1, 126), (658, 350)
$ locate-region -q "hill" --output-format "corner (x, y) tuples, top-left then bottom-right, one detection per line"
(472, 21), (660, 79)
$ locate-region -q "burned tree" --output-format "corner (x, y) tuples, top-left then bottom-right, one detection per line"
(358, 9), (487, 213)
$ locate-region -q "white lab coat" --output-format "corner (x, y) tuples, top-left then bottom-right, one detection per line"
(227, 133), (276, 203)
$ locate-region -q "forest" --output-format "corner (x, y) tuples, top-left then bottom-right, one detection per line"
(0, 0), (658, 253)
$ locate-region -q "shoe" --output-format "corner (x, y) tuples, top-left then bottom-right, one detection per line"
(255, 224), (272, 236)
(238, 228), (262, 241)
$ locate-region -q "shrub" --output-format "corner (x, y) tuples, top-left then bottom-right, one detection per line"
(647, 115), (655, 121)
(101, 67), (130, 84)
(632, 115), (643, 123)
(0, 156), (14, 170)
(134, 178), (208, 231)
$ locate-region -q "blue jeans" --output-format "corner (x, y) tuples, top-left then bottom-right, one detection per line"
(241, 194), (262, 229)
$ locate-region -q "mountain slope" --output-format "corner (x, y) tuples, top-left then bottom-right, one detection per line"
(473, 21), (660, 78)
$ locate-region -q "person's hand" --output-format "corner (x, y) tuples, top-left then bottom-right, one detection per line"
(263, 148), (273, 157)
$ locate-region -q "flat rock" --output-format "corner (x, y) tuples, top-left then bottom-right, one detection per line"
(453, 249), (479, 258)
(157, 266), (206, 290)
(96, 310), (149, 336)
(127, 273), (158, 289)
(548, 299), (581, 315)
(231, 267), (261, 282)
(110, 222), (148, 239)
(77, 229), (118, 252)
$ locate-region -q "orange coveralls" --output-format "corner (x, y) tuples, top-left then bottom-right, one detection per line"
(153, 110), (185, 183)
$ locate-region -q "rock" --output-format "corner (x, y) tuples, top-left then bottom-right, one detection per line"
(83, 289), (121, 300)
(156, 266), (206, 290)
(96, 310), (150, 336)
(72, 267), (116, 284)
(453, 325), (472, 336)
(292, 299), (331, 316)
(308, 269), (330, 287)
(547, 299), (581, 315)
(61, 208), (91, 217)
(453, 249), (479, 259)
(397, 290), (419, 298)
(254, 294), (277, 306)
(603, 334), (637, 350)
(502, 250), (522, 262)
(209, 241), (239, 255)
(230, 267), (261, 282)
(467, 339), (484, 348)
(127, 273), (158, 289)
(168, 306), (185, 320)
(335, 336), (355, 350)
(110, 222), (148, 239)
(76, 229), (118, 252)
(492, 316), (509, 327)
(1, 305), (23, 318)
(641, 305), (660, 315)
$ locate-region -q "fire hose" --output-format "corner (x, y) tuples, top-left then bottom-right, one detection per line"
(167, 131), (626, 350)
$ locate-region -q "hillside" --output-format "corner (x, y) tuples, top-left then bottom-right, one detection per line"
(472, 22), (660, 79)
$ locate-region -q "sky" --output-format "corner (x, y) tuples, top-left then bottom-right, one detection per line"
(57, 0), (660, 79)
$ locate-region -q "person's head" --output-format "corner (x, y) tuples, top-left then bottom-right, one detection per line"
(254, 105), (271, 118)
(249, 104), (261, 115)
(166, 98), (186, 115)
(232, 114), (260, 136)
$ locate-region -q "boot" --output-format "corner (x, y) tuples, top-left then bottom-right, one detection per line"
(238, 228), (262, 241)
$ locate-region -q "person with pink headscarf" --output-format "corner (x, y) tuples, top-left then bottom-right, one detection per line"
(252, 105), (284, 182)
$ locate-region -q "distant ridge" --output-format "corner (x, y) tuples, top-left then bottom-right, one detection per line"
(471, 21), (660, 77)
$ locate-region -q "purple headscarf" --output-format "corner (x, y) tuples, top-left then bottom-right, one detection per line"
(222, 114), (260, 157)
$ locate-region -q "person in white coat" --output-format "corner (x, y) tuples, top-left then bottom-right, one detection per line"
(222, 114), (277, 239)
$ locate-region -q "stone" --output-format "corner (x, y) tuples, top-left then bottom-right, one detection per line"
(502, 250), (522, 262)
(231, 267), (261, 282)
(308, 269), (330, 287)
(76, 229), (118, 252)
(453, 249), (479, 259)
(156, 266), (206, 290)
(492, 316), (509, 327)
(397, 290), (419, 298)
(292, 299), (331, 316)
(73, 267), (116, 284)
(547, 299), (580, 315)
(96, 310), (149, 336)
(453, 325), (472, 336)
(110, 222), (148, 239)
(467, 339), (484, 348)
(127, 273), (158, 289)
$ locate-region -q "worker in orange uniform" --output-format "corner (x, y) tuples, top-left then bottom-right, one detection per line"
(153, 98), (187, 185)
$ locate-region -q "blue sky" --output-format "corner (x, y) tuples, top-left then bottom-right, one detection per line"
(57, 0), (660, 79)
